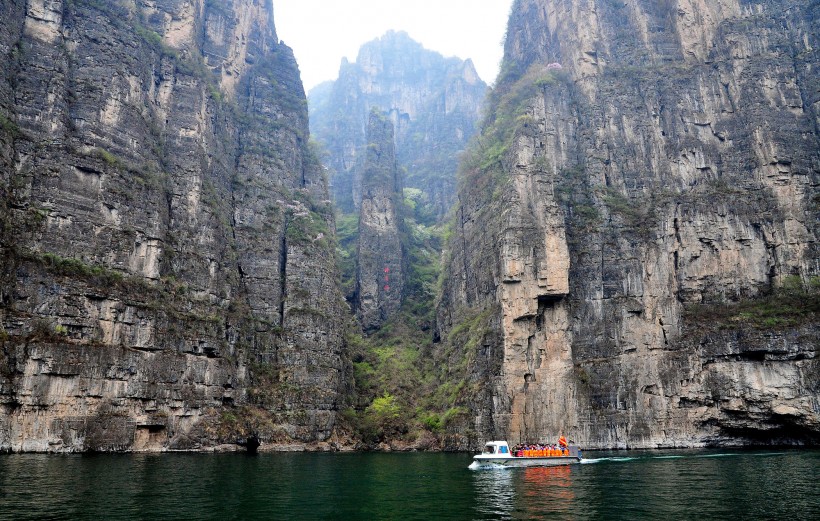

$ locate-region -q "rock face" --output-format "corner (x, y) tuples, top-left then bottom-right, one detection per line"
(356, 111), (405, 331)
(437, 0), (819, 448)
(0, 0), (346, 452)
(309, 31), (487, 217)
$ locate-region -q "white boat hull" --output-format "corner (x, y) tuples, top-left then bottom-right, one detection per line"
(470, 455), (581, 469)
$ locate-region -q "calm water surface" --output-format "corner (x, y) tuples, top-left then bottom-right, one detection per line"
(1, 448), (818, 520)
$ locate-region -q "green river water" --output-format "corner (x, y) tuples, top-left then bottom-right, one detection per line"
(1, 448), (818, 520)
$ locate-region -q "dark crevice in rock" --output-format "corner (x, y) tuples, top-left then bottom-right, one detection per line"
(244, 436), (260, 454)
(278, 218), (288, 329)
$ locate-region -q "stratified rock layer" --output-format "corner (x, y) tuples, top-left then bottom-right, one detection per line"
(356, 111), (404, 331)
(438, 0), (819, 449)
(0, 0), (346, 452)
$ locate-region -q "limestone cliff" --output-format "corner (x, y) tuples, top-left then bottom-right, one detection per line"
(0, 0), (347, 452)
(309, 31), (487, 218)
(356, 110), (405, 331)
(438, 0), (819, 449)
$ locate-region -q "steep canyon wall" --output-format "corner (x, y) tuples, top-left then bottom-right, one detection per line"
(1, 0), (817, 453)
(438, 0), (819, 449)
(0, 0), (346, 452)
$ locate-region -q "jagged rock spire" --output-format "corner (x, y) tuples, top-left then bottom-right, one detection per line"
(355, 109), (405, 331)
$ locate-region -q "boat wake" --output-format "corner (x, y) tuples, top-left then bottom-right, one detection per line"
(580, 452), (787, 464)
(468, 461), (510, 471)
(580, 457), (637, 464)
(695, 452), (785, 458)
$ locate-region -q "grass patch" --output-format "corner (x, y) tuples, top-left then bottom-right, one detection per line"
(600, 187), (655, 237)
(93, 147), (124, 168)
(285, 210), (330, 247)
(36, 251), (125, 286)
(683, 276), (820, 330)
(0, 113), (21, 139)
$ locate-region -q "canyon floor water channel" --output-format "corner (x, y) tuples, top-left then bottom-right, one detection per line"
(1, 448), (818, 520)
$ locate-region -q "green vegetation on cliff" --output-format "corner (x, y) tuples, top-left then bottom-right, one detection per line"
(459, 63), (567, 215)
(335, 192), (464, 445)
(684, 276), (820, 330)
(342, 303), (490, 446)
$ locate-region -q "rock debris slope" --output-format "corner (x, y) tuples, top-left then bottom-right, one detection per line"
(0, 0), (346, 452)
(437, 0), (819, 448)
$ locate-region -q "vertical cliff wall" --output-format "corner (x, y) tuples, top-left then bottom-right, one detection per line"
(438, 0), (819, 449)
(356, 110), (405, 331)
(0, 0), (347, 452)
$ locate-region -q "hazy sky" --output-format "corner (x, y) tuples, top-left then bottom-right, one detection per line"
(273, 0), (515, 92)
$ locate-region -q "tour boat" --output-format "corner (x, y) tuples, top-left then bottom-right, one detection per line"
(469, 441), (582, 469)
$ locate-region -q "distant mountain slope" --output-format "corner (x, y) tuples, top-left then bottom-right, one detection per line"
(309, 31), (487, 219)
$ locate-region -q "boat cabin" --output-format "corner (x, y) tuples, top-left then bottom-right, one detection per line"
(482, 441), (512, 456)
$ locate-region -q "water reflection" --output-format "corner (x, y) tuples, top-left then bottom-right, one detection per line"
(472, 468), (515, 519)
(471, 465), (581, 520)
(516, 465), (579, 519)
(1, 450), (818, 520)
(522, 466), (574, 500)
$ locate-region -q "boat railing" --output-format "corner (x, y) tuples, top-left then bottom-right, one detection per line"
(513, 445), (581, 458)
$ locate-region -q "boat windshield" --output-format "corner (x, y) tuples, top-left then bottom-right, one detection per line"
(483, 445), (496, 454)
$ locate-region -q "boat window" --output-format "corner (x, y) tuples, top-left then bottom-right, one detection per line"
(499, 446), (508, 453)
(483, 445), (495, 454)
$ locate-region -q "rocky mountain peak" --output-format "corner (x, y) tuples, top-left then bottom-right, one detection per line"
(309, 31), (488, 216)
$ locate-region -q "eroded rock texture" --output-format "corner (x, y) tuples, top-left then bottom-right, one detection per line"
(309, 30), (487, 217)
(438, 0), (819, 449)
(0, 0), (346, 452)
(356, 110), (405, 331)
